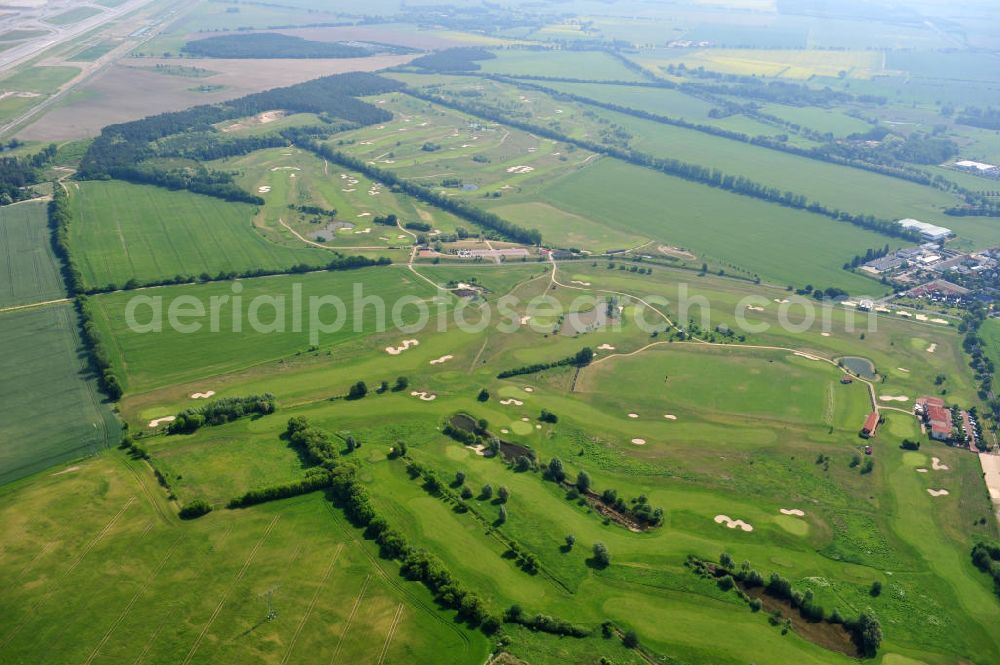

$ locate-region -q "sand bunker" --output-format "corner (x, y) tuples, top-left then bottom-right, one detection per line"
(357, 212), (371, 217)
(523, 387), (534, 393)
(820, 332), (831, 337)
(897, 367), (910, 373)
(879, 395), (909, 402)
(521, 417), (530, 422)
(386, 339), (419, 355)
(342, 188), (356, 192)
(519, 315), (531, 325)
(429, 355), (453, 365)
(663, 414), (677, 420)
(190, 391), (216, 399)
(774, 298), (789, 304)
(927, 489), (950, 497)
(714, 515), (754, 532)
(465, 444), (487, 456)
(931, 318), (949, 325)
(779, 508), (805, 516)
(257, 186), (271, 193)
(597, 344), (616, 351)
(897, 311), (912, 317)
(627, 413), (639, 419)
(916, 314), (928, 321)
(500, 428), (509, 434)
(409, 391), (436, 401)
(631, 438), (646, 445)
(148, 416), (176, 428)
(270, 166), (300, 171)
(916, 468), (928, 473)
(570, 280), (591, 286)
(51, 465), (81, 476)
(499, 398), (524, 407)
(745, 305), (764, 312)
(926, 343), (937, 353)
(932, 457), (949, 471)
(506, 165), (535, 174)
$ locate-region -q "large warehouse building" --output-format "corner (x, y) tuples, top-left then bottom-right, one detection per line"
(897, 218), (952, 241)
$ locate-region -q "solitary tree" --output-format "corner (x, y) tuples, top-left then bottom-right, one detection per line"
(565, 534), (576, 550)
(454, 471), (466, 486)
(497, 485), (510, 503)
(347, 381), (368, 400)
(870, 580), (882, 597)
(547, 457), (566, 483)
(592, 542), (611, 568)
(392, 376), (409, 392)
(481, 484), (493, 500)
(855, 609), (883, 657)
(497, 505), (508, 524)
(622, 630), (639, 648)
(346, 435), (358, 452)
(477, 388), (490, 402)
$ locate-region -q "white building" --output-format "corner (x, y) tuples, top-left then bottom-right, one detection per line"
(955, 160), (997, 172)
(898, 219), (952, 242)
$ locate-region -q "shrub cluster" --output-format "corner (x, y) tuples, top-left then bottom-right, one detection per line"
(167, 394), (276, 434)
(503, 605), (590, 637)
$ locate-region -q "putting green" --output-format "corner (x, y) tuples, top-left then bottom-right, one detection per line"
(901, 451), (928, 468)
(509, 419), (533, 435)
(774, 514), (810, 536)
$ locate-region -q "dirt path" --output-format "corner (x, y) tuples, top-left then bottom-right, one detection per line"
(0, 297), (72, 314)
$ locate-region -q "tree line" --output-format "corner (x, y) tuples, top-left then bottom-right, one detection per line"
(496, 347), (594, 378)
(283, 417), (502, 631)
(228, 467), (333, 508)
(404, 87), (919, 243)
(971, 541), (1000, 597)
(182, 32), (378, 59)
(79, 73), (402, 201)
(303, 140), (542, 245)
(409, 47), (496, 72)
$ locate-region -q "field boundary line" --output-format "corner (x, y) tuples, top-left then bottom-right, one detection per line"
(181, 514), (281, 665)
(279, 544), (344, 665)
(82, 537), (183, 665)
(329, 573), (373, 665)
(0, 297), (71, 314)
(375, 603), (405, 665)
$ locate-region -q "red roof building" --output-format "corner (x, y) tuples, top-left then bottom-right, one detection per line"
(860, 412), (879, 438)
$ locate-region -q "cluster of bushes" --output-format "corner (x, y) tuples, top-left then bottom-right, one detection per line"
(0, 142), (56, 204)
(900, 439), (921, 451)
(290, 203), (337, 217)
(443, 423), (478, 445)
(598, 488), (664, 527)
(971, 542), (1000, 596)
(404, 221), (432, 232)
(167, 394), (276, 434)
(697, 554), (883, 657)
(503, 605), (589, 637)
(373, 213), (398, 226)
(306, 141), (541, 245)
(497, 347), (594, 378)
(228, 468), (333, 508)
(178, 499), (213, 520)
(286, 417), (340, 466)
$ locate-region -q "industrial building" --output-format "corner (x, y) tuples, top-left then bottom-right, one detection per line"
(897, 219), (952, 242)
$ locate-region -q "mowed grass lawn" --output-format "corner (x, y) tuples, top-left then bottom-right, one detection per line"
(537, 159), (893, 292)
(89, 266), (437, 393)
(0, 200), (66, 308)
(0, 304), (117, 484)
(0, 455), (486, 665)
(68, 181), (335, 289)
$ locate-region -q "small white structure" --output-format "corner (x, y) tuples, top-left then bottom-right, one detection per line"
(898, 219), (952, 242)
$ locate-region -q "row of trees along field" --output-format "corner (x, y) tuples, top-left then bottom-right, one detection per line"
(405, 87), (920, 242)
(78, 73), (402, 201)
(305, 140), (542, 245)
(285, 417), (503, 632)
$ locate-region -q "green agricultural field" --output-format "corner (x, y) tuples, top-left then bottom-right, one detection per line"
(0, 200), (66, 308)
(46, 6), (102, 26)
(0, 304), (116, 484)
(68, 41), (117, 62)
(66, 180), (339, 289)
(88, 266), (439, 394)
(532, 158), (896, 292)
(0, 65), (79, 94)
(0, 455), (486, 664)
(477, 49), (649, 82)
